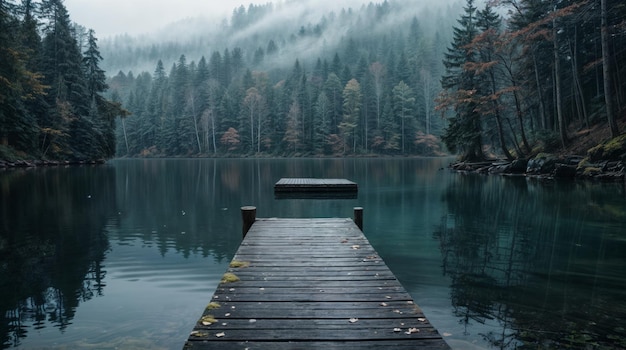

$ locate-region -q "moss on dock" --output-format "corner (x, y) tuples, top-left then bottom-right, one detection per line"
(229, 260), (250, 268)
(221, 273), (240, 283)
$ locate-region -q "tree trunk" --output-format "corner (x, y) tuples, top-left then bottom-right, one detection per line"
(601, 0), (620, 137)
(257, 109), (261, 153)
(211, 112), (217, 154)
(569, 34), (588, 128)
(495, 110), (514, 161)
(532, 51), (547, 130)
(121, 117), (129, 155)
(553, 17), (568, 148)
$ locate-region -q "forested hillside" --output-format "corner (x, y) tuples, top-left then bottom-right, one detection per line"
(105, 0), (626, 159)
(2, 0), (625, 161)
(0, 0), (125, 162)
(438, 0), (626, 162)
(104, 1), (458, 157)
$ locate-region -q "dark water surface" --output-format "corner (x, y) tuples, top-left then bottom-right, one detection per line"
(1, 158), (625, 349)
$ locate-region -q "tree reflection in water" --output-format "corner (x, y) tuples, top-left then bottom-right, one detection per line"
(436, 174), (626, 349)
(0, 166), (115, 349)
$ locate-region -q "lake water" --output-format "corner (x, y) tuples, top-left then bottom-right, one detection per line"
(1, 158), (626, 349)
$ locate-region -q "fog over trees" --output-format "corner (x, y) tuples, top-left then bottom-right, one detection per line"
(105, 0), (625, 158)
(1, 0), (624, 160)
(105, 1), (457, 157)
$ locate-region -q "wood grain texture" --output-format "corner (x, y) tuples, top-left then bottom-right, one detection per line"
(184, 218), (450, 349)
(274, 178), (358, 193)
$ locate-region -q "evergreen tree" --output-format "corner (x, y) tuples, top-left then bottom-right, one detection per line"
(313, 91), (331, 154)
(392, 81), (415, 154)
(438, 0), (483, 161)
(83, 29), (117, 158)
(0, 0), (43, 153)
(324, 73), (343, 134)
(471, 4), (514, 160)
(283, 101), (301, 153)
(339, 78), (361, 154)
(144, 60), (166, 154)
(40, 0), (90, 159)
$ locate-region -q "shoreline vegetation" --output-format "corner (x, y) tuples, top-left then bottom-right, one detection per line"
(449, 132), (626, 182)
(450, 156), (625, 182)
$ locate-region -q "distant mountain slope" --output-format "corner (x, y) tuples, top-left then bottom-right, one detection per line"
(99, 0), (461, 75)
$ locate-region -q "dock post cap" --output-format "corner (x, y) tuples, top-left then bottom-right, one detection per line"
(353, 207), (363, 231)
(241, 206), (257, 238)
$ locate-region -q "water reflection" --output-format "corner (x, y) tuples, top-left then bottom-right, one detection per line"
(0, 166), (115, 348)
(2, 159), (625, 349)
(437, 174), (626, 349)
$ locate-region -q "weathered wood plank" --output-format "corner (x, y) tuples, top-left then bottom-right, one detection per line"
(185, 218), (450, 349)
(274, 178), (358, 193)
(185, 340), (450, 350)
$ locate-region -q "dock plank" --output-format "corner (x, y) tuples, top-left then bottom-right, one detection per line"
(184, 218), (450, 349)
(274, 178), (358, 196)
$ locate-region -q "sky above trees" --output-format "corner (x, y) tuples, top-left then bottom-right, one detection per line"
(63, 0), (388, 38)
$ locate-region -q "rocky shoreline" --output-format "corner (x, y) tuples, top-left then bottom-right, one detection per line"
(0, 159), (106, 169)
(450, 154), (625, 182)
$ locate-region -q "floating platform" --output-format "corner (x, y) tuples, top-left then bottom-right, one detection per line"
(184, 212), (450, 349)
(274, 178), (358, 192)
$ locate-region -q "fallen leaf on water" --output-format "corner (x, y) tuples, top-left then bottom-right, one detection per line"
(349, 318), (359, 323)
(215, 332), (225, 338)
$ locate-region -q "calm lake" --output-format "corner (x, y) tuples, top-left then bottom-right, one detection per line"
(1, 158), (626, 349)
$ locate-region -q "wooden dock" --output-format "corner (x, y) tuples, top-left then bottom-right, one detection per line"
(184, 210), (450, 349)
(274, 178), (358, 192)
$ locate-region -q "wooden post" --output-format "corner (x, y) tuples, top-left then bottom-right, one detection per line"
(241, 206), (256, 238)
(354, 207), (363, 231)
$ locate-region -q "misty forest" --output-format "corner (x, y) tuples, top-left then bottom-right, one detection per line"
(1, 0), (626, 161)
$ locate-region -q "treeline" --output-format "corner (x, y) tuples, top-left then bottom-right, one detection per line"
(0, 0), (124, 161)
(439, 0), (626, 161)
(108, 1), (452, 157)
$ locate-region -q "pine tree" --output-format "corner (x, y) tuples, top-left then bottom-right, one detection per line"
(438, 0), (483, 161)
(340, 79), (361, 154)
(40, 0), (90, 159)
(0, 0), (43, 153)
(324, 73), (343, 135)
(471, 4), (514, 160)
(83, 29), (117, 158)
(392, 81), (415, 154)
(283, 101), (301, 153)
(313, 91), (331, 154)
